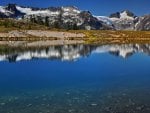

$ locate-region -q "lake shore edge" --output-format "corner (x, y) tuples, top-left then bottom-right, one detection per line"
(0, 30), (150, 46)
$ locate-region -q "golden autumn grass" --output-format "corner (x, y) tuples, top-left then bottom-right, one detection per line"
(76, 30), (150, 44)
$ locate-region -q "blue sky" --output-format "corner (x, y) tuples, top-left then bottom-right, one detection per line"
(1, 0), (150, 16)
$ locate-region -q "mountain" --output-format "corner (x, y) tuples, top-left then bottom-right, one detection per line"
(95, 16), (115, 29)
(135, 15), (150, 31)
(109, 10), (137, 30)
(0, 4), (24, 18)
(96, 10), (138, 30)
(0, 4), (149, 30)
(0, 4), (110, 30)
(96, 10), (150, 31)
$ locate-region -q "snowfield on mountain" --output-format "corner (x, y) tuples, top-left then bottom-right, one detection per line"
(0, 4), (150, 30)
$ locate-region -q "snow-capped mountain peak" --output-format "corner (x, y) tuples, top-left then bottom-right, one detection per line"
(0, 4), (149, 31)
(16, 6), (60, 16)
(15, 5), (81, 16)
(16, 6), (32, 14)
(120, 10), (134, 20)
(61, 6), (80, 13)
(0, 6), (6, 13)
(0, 6), (13, 16)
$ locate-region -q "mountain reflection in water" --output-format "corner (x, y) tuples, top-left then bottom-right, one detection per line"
(0, 44), (150, 62)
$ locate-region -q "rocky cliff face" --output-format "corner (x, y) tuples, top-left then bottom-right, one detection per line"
(96, 10), (150, 31)
(0, 4), (110, 30)
(96, 10), (141, 30)
(0, 4), (24, 18)
(108, 10), (137, 30)
(135, 15), (150, 31)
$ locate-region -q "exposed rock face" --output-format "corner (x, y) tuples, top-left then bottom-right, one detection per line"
(123, 10), (135, 17)
(0, 4), (24, 18)
(0, 12), (7, 18)
(0, 4), (149, 30)
(78, 11), (103, 30)
(109, 10), (136, 19)
(135, 15), (150, 31)
(0, 4), (109, 30)
(23, 7), (110, 30)
(109, 10), (136, 30)
(96, 10), (147, 31)
(109, 12), (120, 18)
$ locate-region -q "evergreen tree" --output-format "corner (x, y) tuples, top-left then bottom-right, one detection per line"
(54, 21), (60, 29)
(73, 23), (78, 30)
(45, 16), (49, 27)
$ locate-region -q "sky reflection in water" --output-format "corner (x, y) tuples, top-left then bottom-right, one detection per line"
(0, 44), (150, 113)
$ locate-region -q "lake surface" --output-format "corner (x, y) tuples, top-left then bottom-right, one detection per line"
(1, 44), (150, 113)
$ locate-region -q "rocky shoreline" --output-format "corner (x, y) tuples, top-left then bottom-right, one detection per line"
(0, 30), (85, 46)
(0, 30), (85, 38)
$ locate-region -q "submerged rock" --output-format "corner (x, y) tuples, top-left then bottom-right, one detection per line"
(0, 103), (5, 106)
(27, 104), (32, 107)
(68, 109), (75, 112)
(90, 103), (97, 106)
(136, 105), (145, 111)
(66, 92), (70, 95)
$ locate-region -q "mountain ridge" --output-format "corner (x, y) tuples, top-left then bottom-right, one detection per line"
(0, 4), (149, 30)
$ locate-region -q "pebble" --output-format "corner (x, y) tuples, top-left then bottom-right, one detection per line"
(90, 103), (97, 106)
(8, 98), (12, 102)
(68, 109), (74, 112)
(41, 103), (45, 106)
(122, 93), (126, 96)
(27, 104), (32, 107)
(47, 104), (50, 107)
(66, 92), (70, 95)
(35, 96), (39, 99)
(0, 103), (5, 106)
(136, 105), (145, 110)
(46, 110), (50, 113)
(43, 98), (47, 101)
(105, 106), (112, 111)
(73, 97), (79, 100)
(42, 94), (46, 97)
(14, 97), (19, 100)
